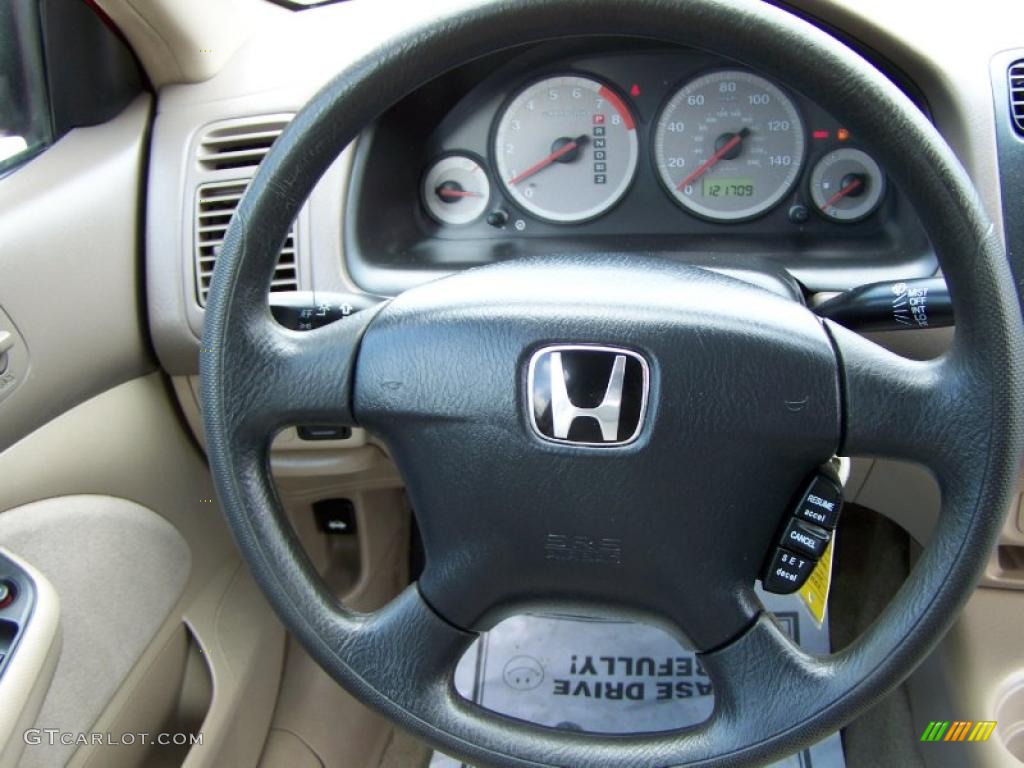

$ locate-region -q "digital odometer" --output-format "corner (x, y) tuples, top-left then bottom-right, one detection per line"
(702, 178), (755, 198)
(654, 70), (805, 221)
(494, 75), (639, 223)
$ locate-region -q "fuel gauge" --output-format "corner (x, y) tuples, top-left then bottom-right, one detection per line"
(810, 148), (885, 223)
(422, 155), (490, 226)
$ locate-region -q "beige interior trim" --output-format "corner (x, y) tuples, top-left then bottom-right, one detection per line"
(260, 489), (412, 768)
(75, 624), (209, 768)
(910, 587), (1024, 766)
(0, 495), (192, 768)
(70, 558), (286, 768)
(0, 550), (60, 768)
(179, 561), (286, 768)
(0, 95), (153, 450)
(93, 0), (288, 86)
(0, 374), (285, 767)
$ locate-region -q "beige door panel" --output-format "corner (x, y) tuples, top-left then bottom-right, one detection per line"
(0, 495), (190, 768)
(0, 96), (154, 452)
(73, 558), (285, 768)
(0, 370), (285, 765)
(0, 308), (27, 408)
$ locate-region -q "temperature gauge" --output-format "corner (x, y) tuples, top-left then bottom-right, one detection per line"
(810, 147), (885, 223)
(422, 155), (490, 225)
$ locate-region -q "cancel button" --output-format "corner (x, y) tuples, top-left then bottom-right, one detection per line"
(782, 518), (830, 559)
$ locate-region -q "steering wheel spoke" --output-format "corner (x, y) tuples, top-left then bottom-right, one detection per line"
(210, 307), (383, 446)
(828, 320), (975, 477)
(701, 612), (828, 733)
(340, 586), (476, 708)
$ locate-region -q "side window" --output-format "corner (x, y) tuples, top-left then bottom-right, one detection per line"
(0, 1), (52, 174)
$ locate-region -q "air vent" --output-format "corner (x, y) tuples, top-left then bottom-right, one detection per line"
(194, 181), (298, 306)
(196, 116), (291, 172)
(1010, 61), (1024, 135)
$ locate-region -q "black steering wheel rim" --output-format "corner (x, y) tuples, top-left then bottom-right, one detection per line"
(200, 1), (1024, 765)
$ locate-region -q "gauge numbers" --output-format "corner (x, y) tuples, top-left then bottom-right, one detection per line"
(494, 75), (639, 223)
(655, 70), (805, 221)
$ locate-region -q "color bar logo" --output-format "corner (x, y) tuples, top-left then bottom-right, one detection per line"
(920, 721), (997, 743)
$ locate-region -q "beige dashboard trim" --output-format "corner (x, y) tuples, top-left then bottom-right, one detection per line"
(93, 0), (288, 86)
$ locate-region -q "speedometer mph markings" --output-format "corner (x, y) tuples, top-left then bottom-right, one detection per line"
(654, 70), (805, 222)
(495, 75), (639, 223)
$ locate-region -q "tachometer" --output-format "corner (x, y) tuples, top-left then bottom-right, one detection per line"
(654, 70), (805, 222)
(494, 75), (638, 223)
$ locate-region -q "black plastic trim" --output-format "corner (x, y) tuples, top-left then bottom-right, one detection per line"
(39, 0), (146, 136)
(262, 0), (348, 9)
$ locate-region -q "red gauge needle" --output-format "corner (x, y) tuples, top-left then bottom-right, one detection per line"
(677, 127), (750, 190)
(819, 176), (863, 210)
(436, 188), (480, 199)
(507, 135), (588, 186)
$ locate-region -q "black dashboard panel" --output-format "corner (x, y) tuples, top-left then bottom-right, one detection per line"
(346, 39), (934, 295)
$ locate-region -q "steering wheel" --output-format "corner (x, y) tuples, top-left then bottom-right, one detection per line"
(200, 0), (1024, 764)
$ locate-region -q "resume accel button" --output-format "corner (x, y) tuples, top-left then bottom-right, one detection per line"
(795, 474), (844, 530)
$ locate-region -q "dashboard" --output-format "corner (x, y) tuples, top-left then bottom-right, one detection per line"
(145, 17), (966, 376)
(346, 40), (934, 295)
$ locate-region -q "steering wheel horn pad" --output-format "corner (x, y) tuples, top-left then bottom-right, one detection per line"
(355, 255), (840, 650)
(200, 1), (1024, 765)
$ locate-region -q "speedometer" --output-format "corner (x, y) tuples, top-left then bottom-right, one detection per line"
(654, 70), (805, 222)
(494, 75), (638, 223)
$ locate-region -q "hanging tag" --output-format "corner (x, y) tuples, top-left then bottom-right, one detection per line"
(798, 534), (835, 627)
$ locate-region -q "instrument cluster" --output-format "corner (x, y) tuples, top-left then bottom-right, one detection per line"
(345, 42), (932, 295)
(422, 66), (883, 228)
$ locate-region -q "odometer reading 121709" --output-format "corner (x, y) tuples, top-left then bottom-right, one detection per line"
(494, 75), (639, 223)
(654, 70), (805, 222)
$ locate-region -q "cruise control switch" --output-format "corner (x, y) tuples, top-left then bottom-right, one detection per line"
(781, 519), (830, 558)
(795, 474), (843, 529)
(763, 548), (815, 594)
(761, 470), (845, 594)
